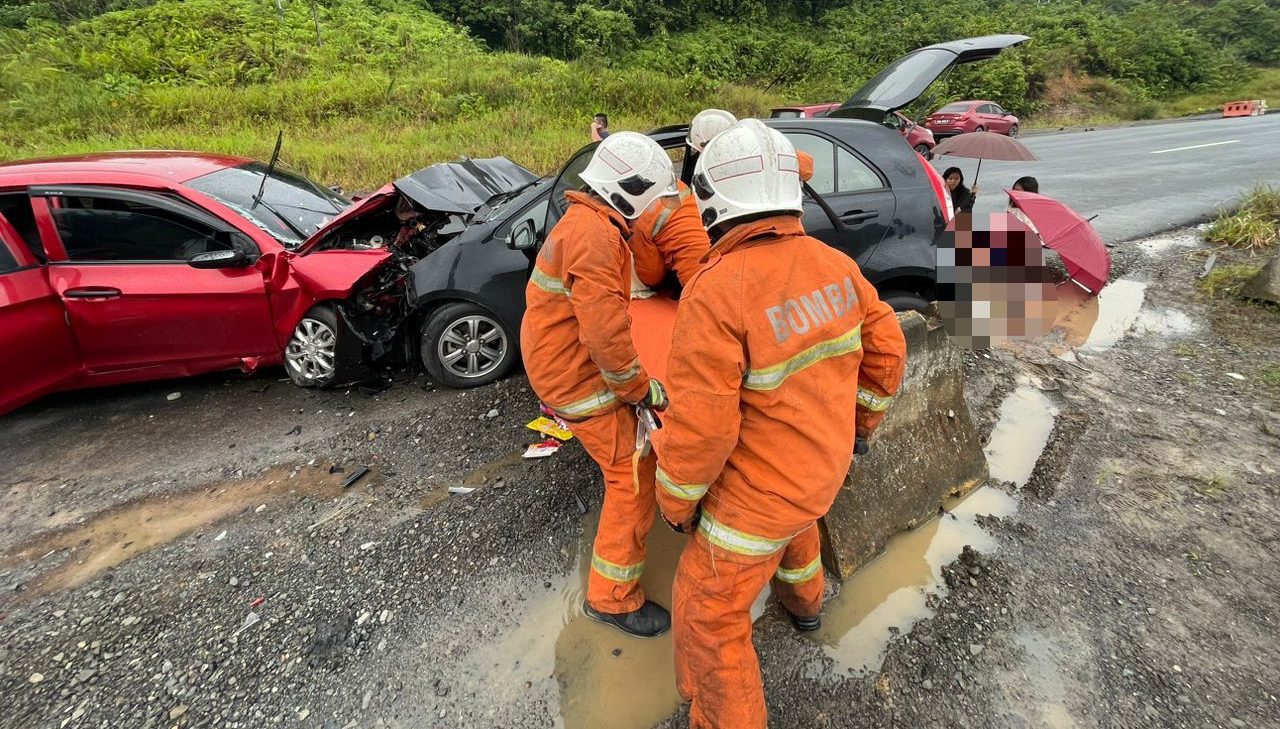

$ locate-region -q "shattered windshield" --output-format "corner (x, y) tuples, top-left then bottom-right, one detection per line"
(188, 162), (351, 248)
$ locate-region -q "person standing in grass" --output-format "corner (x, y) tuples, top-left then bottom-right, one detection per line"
(591, 113), (611, 142)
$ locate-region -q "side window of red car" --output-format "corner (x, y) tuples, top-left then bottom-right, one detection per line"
(51, 196), (232, 262)
(0, 193), (46, 263)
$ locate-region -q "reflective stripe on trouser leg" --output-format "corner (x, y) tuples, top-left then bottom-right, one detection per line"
(674, 532), (783, 729)
(571, 407), (656, 614)
(772, 523), (823, 619)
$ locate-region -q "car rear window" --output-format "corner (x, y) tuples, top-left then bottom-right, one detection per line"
(938, 103), (970, 113)
(771, 110), (802, 119)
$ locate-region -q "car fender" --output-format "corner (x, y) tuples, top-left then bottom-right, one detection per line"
(409, 233), (529, 340)
(272, 249), (391, 344)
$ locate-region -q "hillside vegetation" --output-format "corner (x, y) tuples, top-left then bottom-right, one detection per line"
(0, 0), (1276, 187)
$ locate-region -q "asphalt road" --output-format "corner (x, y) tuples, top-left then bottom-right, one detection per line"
(933, 113), (1280, 243)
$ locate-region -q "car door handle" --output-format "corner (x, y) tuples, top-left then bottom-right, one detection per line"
(840, 210), (878, 224)
(63, 286), (122, 300)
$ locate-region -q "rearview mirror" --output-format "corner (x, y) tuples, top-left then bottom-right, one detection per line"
(507, 218), (537, 251)
(188, 248), (250, 269)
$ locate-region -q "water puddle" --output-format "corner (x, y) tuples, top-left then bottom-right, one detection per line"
(463, 450), (526, 486)
(1132, 307), (1198, 337)
(464, 511), (688, 729)
(1080, 279), (1148, 351)
(815, 382), (1055, 674)
(1135, 233), (1198, 256)
(0, 464), (356, 598)
(985, 383), (1060, 487)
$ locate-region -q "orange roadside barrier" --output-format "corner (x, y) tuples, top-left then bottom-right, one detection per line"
(1223, 100), (1265, 118)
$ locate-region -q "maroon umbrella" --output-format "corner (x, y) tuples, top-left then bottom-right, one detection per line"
(932, 131), (1038, 185)
(1007, 189), (1110, 293)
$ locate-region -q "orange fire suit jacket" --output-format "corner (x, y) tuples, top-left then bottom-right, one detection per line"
(521, 191), (651, 420)
(629, 152), (814, 289)
(654, 215), (907, 545)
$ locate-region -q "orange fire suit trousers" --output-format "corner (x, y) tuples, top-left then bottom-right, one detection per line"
(569, 406), (657, 614)
(673, 522), (823, 729)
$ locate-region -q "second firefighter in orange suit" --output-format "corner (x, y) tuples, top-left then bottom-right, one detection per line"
(629, 109), (816, 290)
(521, 132), (677, 638)
(654, 119), (908, 728)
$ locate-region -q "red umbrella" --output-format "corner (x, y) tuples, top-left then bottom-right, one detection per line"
(933, 131), (1038, 185)
(1007, 190), (1110, 293)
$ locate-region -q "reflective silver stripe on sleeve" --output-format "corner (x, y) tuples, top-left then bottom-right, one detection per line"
(744, 325), (862, 391)
(656, 467), (709, 502)
(857, 387), (895, 412)
(591, 552), (644, 583)
(530, 267), (568, 296)
(697, 511), (790, 557)
(601, 358), (642, 385)
(552, 390), (618, 418)
(775, 556), (821, 584)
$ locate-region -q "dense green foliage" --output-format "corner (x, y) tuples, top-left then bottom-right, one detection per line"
(0, 0), (778, 186)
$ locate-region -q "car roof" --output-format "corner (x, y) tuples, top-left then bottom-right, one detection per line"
(0, 151), (253, 183)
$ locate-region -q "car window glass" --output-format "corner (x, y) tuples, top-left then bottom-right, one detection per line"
(991, 104), (1004, 115)
(772, 110), (801, 119)
(550, 148), (594, 222)
(836, 148), (883, 193)
(783, 133), (836, 195)
(0, 234), (18, 274)
(187, 162), (349, 248)
(51, 196), (231, 262)
(981, 104), (996, 114)
(939, 102), (969, 113)
(512, 198), (550, 241)
(0, 194), (45, 262)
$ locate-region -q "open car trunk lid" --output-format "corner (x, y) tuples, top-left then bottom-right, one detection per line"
(296, 157), (539, 254)
(829, 34), (1029, 122)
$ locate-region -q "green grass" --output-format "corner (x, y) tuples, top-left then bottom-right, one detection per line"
(1197, 264), (1264, 299)
(1160, 67), (1280, 118)
(0, 0), (782, 189)
(1261, 364), (1280, 390)
(1206, 186), (1280, 251)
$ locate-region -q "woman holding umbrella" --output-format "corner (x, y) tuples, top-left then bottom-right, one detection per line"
(943, 167), (977, 214)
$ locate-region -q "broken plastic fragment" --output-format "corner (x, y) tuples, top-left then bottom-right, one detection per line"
(214, 530), (227, 542)
(524, 439), (562, 459)
(231, 611), (261, 638)
(448, 486), (477, 495)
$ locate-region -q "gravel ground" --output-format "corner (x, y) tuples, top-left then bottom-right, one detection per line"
(2, 228), (1277, 729)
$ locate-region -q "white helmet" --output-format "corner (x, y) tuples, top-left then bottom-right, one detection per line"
(687, 108), (737, 152)
(692, 118), (802, 231)
(579, 132), (677, 220)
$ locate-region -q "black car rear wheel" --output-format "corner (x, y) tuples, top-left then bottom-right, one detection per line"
(420, 302), (516, 388)
(880, 290), (930, 313)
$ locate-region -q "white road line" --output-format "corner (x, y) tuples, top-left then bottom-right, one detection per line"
(1149, 140), (1240, 154)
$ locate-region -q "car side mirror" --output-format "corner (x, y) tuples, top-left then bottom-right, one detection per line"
(188, 248), (250, 269)
(507, 218), (537, 251)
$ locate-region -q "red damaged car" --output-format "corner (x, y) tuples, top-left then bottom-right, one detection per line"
(0, 151), (536, 415)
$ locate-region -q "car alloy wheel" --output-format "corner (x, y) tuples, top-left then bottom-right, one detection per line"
(436, 313), (508, 380)
(1008, 124), (1019, 138)
(286, 316), (338, 384)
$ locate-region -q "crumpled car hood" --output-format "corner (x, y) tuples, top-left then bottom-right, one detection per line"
(297, 156), (538, 254)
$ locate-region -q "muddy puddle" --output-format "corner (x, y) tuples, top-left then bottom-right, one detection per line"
(1049, 278), (1195, 351)
(464, 510), (689, 729)
(0, 464), (358, 598)
(814, 382), (1055, 674)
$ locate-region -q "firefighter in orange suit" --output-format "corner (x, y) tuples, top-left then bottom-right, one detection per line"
(521, 132), (678, 638)
(630, 109), (816, 290)
(653, 119), (908, 727)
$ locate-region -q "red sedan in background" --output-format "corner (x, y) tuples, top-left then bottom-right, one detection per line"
(0, 152), (396, 415)
(924, 100), (1020, 137)
(771, 106), (935, 154)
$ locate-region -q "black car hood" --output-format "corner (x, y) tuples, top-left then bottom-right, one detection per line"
(830, 34), (1030, 121)
(393, 157), (540, 216)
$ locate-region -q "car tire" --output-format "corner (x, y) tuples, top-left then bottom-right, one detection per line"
(974, 126), (985, 133)
(880, 290), (930, 313)
(1008, 124), (1019, 138)
(284, 305), (359, 388)
(420, 302), (516, 388)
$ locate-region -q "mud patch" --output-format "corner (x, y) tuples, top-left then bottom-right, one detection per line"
(814, 486), (1016, 675)
(0, 464), (357, 599)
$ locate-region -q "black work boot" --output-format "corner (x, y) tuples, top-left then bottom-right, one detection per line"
(788, 611), (822, 632)
(582, 600), (671, 638)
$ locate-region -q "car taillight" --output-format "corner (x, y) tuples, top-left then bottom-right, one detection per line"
(917, 152), (953, 225)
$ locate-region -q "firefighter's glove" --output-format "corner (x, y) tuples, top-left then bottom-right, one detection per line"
(661, 506), (700, 534)
(641, 379), (669, 411)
